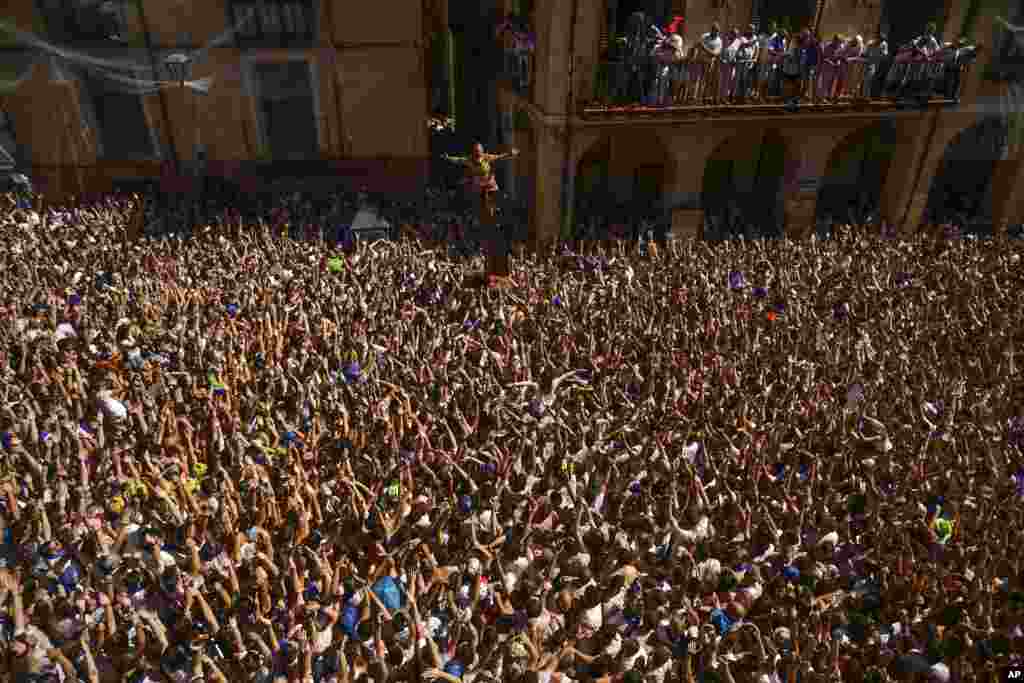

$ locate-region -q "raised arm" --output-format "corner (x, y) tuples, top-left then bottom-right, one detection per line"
(486, 149), (520, 162)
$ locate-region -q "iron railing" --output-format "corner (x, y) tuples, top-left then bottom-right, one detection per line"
(585, 48), (977, 111)
(228, 0), (315, 47)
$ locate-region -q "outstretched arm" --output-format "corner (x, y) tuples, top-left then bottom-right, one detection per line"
(442, 154), (469, 165)
(486, 149), (520, 162)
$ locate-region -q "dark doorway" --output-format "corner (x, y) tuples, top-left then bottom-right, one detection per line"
(254, 61), (318, 160)
(575, 137), (611, 237)
(925, 116), (1009, 229)
(633, 165), (663, 207)
(702, 131), (786, 238)
(816, 121), (896, 226)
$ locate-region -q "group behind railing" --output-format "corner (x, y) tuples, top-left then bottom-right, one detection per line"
(589, 41), (978, 109)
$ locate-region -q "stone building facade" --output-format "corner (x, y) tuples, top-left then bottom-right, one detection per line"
(1, 0), (432, 196)
(494, 0), (1024, 242)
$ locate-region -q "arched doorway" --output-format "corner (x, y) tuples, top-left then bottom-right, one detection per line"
(815, 121), (896, 229)
(702, 130), (787, 239)
(924, 116), (1009, 232)
(575, 130), (667, 241)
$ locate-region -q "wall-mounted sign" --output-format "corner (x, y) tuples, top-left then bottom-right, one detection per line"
(798, 177), (821, 194)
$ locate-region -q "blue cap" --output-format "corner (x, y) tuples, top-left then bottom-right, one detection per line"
(783, 566), (801, 581)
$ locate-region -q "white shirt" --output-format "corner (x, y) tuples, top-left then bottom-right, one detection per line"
(702, 32), (723, 54)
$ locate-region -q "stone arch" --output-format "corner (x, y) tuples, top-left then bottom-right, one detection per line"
(924, 116), (1009, 229)
(815, 120), (897, 225)
(573, 128), (669, 239)
(702, 129), (788, 238)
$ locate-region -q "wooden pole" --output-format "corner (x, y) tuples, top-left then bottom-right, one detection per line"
(482, 190), (509, 277)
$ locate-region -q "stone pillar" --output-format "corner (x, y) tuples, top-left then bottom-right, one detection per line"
(672, 208), (703, 240)
(941, 0), (972, 42)
(989, 158), (1024, 238)
(534, 0), (575, 116)
(784, 195), (817, 239)
(562, 138), (579, 241)
(780, 128), (836, 239)
(662, 131), (724, 213)
(530, 123), (567, 249)
(878, 112), (940, 237)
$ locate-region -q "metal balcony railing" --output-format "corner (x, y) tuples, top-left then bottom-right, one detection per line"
(583, 47), (977, 115)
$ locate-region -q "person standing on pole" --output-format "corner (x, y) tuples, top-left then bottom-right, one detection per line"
(443, 143), (519, 279)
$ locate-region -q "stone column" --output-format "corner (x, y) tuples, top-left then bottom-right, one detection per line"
(783, 194), (817, 239)
(780, 128), (836, 239)
(534, 0), (575, 117)
(988, 157), (1024, 238)
(530, 123), (567, 249)
(877, 112), (940, 237)
(941, 0), (972, 42)
(672, 208), (704, 240)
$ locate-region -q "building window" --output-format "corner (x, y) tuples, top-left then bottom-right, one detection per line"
(230, 0), (316, 47)
(251, 60), (319, 160)
(36, 0), (129, 43)
(83, 73), (158, 160)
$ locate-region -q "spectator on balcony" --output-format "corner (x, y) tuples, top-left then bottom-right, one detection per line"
(716, 28), (742, 104)
(939, 36), (979, 100)
(689, 23), (722, 104)
(763, 26), (788, 99)
(755, 21), (778, 100)
(662, 15), (688, 103)
(734, 25), (759, 101)
(863, 33), (888, 97)
(835, 34), (865, 99)
(604, 35), (631, 103)
(654, 31), (687, 105)
(781, 31), (804, 104)
(888, 27), (938, 97)
(817, 34), (845, 101)
(801, 29), (821, 102)
(914, 22), (941, 56)
(625, 11), (655, 104)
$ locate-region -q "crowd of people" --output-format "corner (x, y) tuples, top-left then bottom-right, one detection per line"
(592, 18), (980, 108)
(2, 186), (1024, 683)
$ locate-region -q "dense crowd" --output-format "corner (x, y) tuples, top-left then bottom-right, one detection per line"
(1, 189), (1023, 683)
